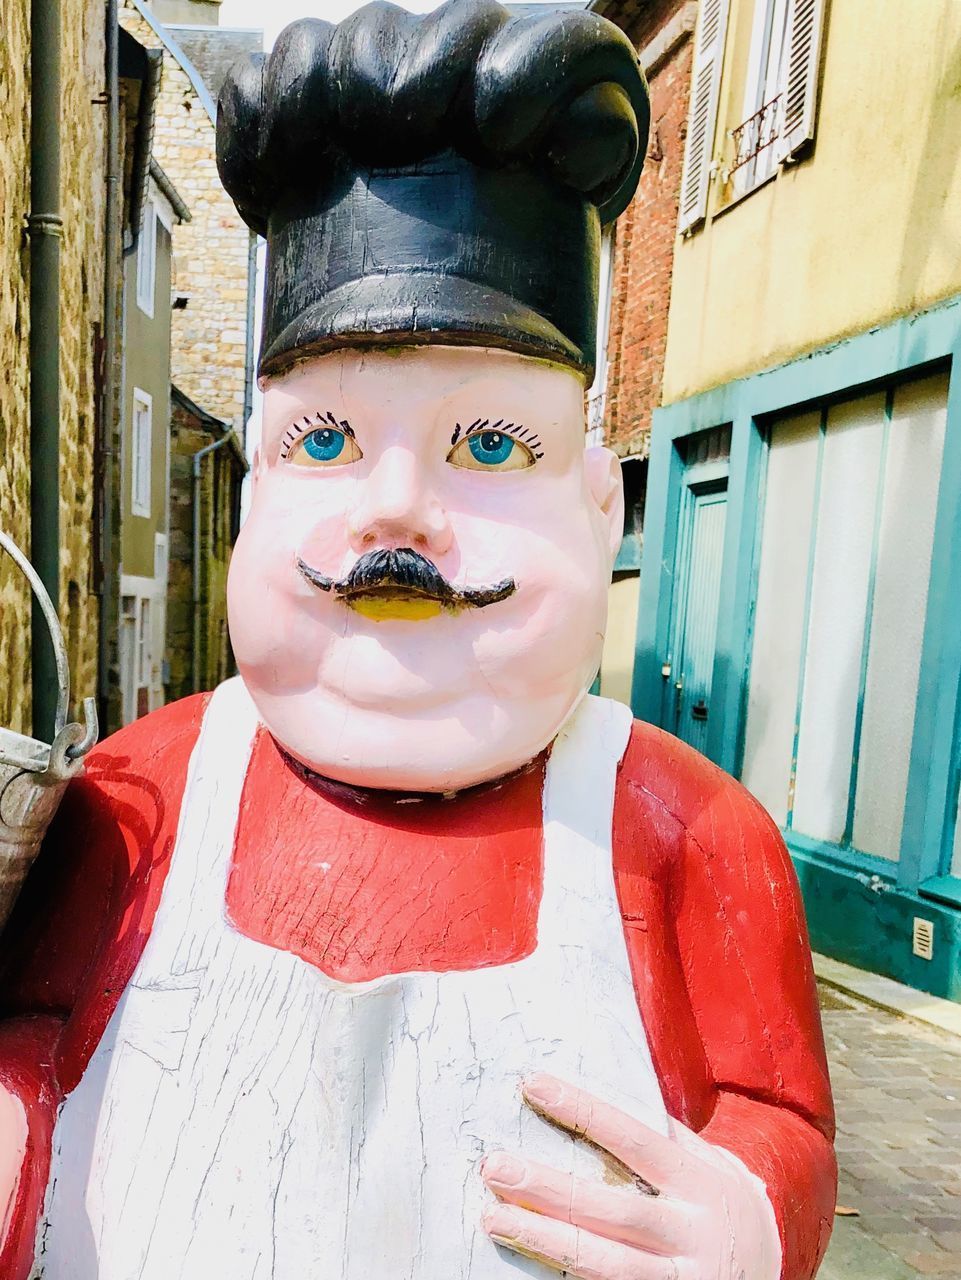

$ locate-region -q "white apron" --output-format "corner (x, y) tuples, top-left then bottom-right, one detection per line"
(36, 678), (668, 1279)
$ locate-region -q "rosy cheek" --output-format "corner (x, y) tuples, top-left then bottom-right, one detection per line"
(253, 474), (352, 565)
(297, 514), (352, 573)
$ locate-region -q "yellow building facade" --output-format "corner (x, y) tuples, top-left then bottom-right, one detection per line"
(635, 0), (961, 1000)
(665, 0), (961, 400)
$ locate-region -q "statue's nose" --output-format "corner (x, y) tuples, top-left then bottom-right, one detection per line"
(346, 446), (453, 557)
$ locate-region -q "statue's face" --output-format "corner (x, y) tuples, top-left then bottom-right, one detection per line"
(229, 346), (623, 791)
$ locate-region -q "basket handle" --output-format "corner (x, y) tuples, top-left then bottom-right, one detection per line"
(0, 530), (97, 756)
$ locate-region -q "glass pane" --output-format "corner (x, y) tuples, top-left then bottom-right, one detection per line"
(742, 411), (820, 826)
(793, 394), (886, 843)
(853, 372), (948, 859)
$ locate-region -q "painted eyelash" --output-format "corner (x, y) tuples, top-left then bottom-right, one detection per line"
(450, 419), (544, 459)
(280, 411), (354, 458)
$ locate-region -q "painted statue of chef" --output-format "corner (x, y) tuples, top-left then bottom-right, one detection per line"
(0, 3), (836, 1277)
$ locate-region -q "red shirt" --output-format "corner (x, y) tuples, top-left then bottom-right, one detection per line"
(0, 694), (835, 1279)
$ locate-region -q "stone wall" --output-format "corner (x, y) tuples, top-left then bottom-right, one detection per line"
(151, 0), (222, 24)
(59, 2), (108, 727)
(121, 3), (253, 431)
(0, 2), (107, 737)
(0, 0), (34, 734)
(167, 390), (245, 701)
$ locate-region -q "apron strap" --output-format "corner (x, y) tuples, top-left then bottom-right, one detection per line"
(149, 677), (261, 948)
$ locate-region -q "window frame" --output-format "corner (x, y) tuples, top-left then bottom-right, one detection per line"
(731, 0), (791, 196)
(131, 387), (153, 518)
(744, 376), (949, 865)
(136, 201), (157, 317)
(637, 300), (961, 905)
(715, 0), (828, 214)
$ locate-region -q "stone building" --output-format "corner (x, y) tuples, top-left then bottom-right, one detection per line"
(590, 0), (698, 705)
(117, 161), (190, 726)
(167, 386), (247, 703)
(119, 0), (259, 430)
(116, 0), (260, 719)
(0, 3), (112, 738)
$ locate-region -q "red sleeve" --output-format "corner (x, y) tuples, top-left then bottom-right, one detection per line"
(0, 1017), (62, 1280)
(0, 695), (207, 1278)
(615, 722), (836, 1280)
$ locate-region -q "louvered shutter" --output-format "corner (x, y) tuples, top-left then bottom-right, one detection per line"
(777, 0), (826, 161)
(678, 0), (730, 234)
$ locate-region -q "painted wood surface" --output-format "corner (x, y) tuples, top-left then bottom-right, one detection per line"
(37, 683), (673, 1278)
(0, 688), (837, 1278)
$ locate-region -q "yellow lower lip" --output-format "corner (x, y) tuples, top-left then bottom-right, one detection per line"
(347, 594), (446, 622)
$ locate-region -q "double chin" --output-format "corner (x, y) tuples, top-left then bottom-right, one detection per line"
(242, 681), (585, 794)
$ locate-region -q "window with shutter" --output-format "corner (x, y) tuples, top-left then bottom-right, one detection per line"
(731, 0), (790, 194)
(678, 0), (730, 234)
(776, 0), (827, 162)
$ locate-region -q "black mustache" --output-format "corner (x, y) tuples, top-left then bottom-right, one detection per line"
(297, 548), (516, 610)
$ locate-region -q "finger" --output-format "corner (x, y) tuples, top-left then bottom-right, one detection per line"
(484, 1203), (681, 1280)
(482, 1150), (690, 1255)
(523, 1074), (688, 1189)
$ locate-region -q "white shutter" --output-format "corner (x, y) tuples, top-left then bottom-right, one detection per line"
(678, 0), (730, 234)
(777, 0), (826, 162)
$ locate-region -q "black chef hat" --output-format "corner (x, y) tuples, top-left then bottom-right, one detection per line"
(217, 0), (649, 380)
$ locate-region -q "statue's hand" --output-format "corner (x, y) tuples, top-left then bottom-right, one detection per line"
(0, 1085), (27, 1245)
(481, 1073), (780, 1280)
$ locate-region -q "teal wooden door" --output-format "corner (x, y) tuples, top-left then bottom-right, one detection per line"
(665, 485), (728, 754)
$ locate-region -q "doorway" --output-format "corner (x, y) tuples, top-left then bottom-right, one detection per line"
(662, 426), (731, 755)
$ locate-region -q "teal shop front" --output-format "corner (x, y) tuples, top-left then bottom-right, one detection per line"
(635, 298), (961, 1001)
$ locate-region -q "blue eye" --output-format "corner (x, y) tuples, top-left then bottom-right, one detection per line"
(468, 431), (515, 466)
(302, 428), (346, 462)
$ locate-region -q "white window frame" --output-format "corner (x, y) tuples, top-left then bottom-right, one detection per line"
(120, 574), (166, 724)
(732, 0), (791, 195)
(132, 388), (153, 517)
(138, 597), (152, 687)
(729, 0), (827, 197)
(136, 200), (157, 317)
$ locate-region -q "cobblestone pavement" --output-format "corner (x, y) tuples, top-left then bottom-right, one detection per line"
(818, 983), (961, 1278)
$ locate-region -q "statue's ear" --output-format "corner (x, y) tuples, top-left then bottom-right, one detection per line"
(584, 446), (624, 562)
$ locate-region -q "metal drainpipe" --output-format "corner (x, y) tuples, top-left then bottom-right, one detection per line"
(97, 0), (121, 733)
(27, 0), (64, 741)
(192, 431), (235, 694)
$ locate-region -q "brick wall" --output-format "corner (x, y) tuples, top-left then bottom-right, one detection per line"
(0, 2), (107, 736)
(600, 1), (694, 457)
